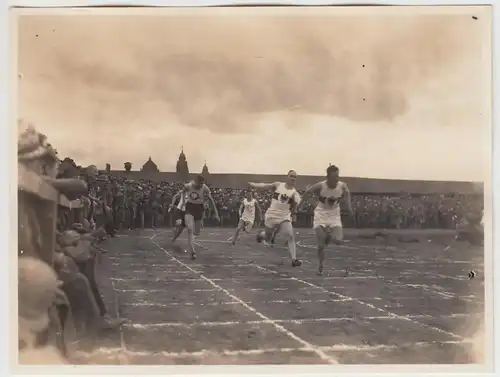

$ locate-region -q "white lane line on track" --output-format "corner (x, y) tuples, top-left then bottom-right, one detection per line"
(121, 294), (476, 309)
(123, 298), (351, 308)
(149, 237), (339, 365)
(420, 270), (470, 281)
(396, 282), (458, 300)
(173, 238), (229, 244)
(189, 287), (317, 292)
(124, 270), (194, 274)
(252, 264), (464, 340)
(114, 235), (154, 239)
(123, 312), (478, 329)
(72, 338), (474, 361)
(111, 275), (378, 283)
(296, 240), (361, 250)
(123, 301), (240, 307)
(111, 277), (204, 282)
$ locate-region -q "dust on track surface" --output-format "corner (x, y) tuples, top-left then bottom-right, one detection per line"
(71, 228), (484, 365)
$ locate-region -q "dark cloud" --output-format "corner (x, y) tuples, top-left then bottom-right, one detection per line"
(18, 11), (484, 135)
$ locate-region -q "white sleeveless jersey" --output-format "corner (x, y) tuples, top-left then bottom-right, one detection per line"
(185, 182), (207, 205)
(241, 198), (256, 220)
(266, 183), (300, 217)
(314, 181), (346, 217)
(176, 193), (187, 211)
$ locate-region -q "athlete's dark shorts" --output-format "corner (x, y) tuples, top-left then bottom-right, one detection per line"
(185, 202), (204, 221)
(173, 208), (186, 227)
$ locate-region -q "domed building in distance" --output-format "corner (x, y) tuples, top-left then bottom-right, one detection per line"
(141, 157), (159, 173)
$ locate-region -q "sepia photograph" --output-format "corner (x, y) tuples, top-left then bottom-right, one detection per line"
(14, 5), (491, 369)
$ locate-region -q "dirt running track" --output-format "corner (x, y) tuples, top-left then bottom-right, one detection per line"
(71, 228), (484, 365)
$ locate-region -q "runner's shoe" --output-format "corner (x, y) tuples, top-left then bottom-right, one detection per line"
(317, 264), (324, 276)
(292, 259), (302, 267)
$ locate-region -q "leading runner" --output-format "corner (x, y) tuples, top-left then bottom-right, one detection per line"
(299, 165), (354, 275)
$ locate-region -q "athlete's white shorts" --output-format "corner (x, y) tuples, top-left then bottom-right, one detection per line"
(239, 217), (255, 231)
(264, 212), (291, 229)
(313, 210), (342, 230)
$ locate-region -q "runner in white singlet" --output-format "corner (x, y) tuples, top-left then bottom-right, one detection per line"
(249, 170), (302, 267)
(299, 165), (354, 275)
(230, 190), (262, 245)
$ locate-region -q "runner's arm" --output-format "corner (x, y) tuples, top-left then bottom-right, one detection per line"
(297, 182), (322, 209)
(204, 186), (220, 219)
(170, 192), (181, 207)
(343, 183), (354, 214)
(290, 192), (301, 222)
(239, 202), (244, 217)
(248, 182), (279, 190)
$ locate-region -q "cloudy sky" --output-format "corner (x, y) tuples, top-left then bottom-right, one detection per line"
(16, 7), (490, 181)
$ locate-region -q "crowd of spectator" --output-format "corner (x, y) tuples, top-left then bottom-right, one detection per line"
(62, 165), (483, 233)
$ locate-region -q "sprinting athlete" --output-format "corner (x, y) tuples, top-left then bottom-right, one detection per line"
(182, 175), (220, 260)
(299, 165), (354, 275)
(169, 189), (187, 243)
(249, 170), (302, 267)
(230, 190), (262, 245)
